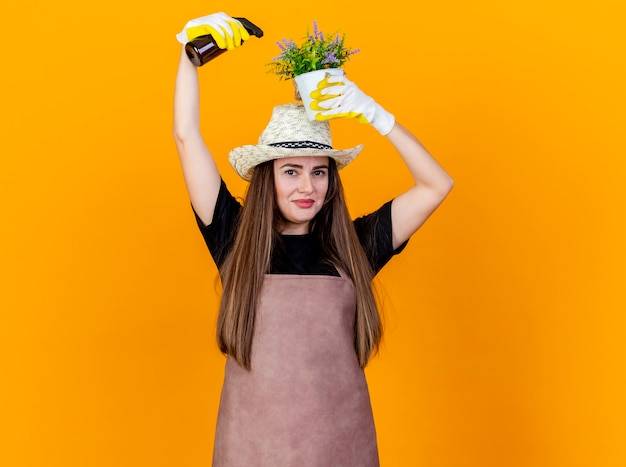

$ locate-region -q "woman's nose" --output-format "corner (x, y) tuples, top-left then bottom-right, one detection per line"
(298, 174), (313, 193)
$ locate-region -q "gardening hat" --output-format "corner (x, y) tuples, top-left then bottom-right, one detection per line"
(229, 103), (363, 181)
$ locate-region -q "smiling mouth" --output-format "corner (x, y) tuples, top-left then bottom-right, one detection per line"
(293, 199), (315, 208)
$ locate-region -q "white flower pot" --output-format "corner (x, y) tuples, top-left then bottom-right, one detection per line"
(294, 68), (345, 121)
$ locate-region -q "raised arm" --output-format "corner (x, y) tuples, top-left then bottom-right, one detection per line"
(385, 123), (454, 249)
(311, 74), (454, 249)
(172, 12), (250, 225)
(173, 47), (220, 225)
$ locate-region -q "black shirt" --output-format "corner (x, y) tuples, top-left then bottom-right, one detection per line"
(194, 179), (407, 276)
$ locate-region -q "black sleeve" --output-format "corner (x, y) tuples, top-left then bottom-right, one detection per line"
(193, 179), (242, 270)
(353, 199), (408, 275)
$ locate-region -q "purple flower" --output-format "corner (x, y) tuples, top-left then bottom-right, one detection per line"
(323, 52), (339, 65)
(311, 20), (324, 41)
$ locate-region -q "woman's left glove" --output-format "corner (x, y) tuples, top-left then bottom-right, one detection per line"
(309, 74), (395, 136)
(175, 12), (250, 49)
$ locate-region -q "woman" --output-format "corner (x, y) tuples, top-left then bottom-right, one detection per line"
(174, 12), (454, 467)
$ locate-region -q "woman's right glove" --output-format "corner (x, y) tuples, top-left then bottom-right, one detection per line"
(175, 12), (250, 49)
(309, 74), (395, 136)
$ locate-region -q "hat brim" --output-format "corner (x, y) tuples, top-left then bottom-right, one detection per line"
(229, 144), (363, 181)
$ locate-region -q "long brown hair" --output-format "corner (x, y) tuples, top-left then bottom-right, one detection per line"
(217, 159), (381, 370)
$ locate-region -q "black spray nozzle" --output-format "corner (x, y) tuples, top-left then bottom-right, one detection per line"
(234, 17), (263, 38)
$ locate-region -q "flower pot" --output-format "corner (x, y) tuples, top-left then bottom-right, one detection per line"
(294, 68), (345, 121)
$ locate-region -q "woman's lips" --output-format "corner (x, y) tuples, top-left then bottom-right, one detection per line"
(293, 199), (315, 208)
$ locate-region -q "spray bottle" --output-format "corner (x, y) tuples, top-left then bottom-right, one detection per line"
(185, 18), (263, 67)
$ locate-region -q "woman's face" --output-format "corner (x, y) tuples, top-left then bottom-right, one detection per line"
(273, 156), (330, 234)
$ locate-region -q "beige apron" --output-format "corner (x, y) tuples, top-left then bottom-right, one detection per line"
(212, 273), (379, 466)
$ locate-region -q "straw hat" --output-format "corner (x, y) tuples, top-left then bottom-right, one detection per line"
(229, 103), (363, 181)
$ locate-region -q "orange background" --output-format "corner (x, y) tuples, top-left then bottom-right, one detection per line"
(1, 1), (625, 466)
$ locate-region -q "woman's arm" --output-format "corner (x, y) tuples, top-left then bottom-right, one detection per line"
(173, 46), (221, 225)
(311, 74), (454, 249)
(385, 123), (454, 250)
(173, 12), (250, 225)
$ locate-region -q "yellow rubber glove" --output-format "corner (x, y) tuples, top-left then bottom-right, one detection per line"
(176, 12), (250, 49)
(309, 74), (395, 135)
(310, 76), (369, 124)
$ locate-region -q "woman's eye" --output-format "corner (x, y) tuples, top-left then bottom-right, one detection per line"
(313, 170), (326, 177)
(285, 169), (296, 176)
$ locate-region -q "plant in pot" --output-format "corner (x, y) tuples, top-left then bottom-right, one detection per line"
(266, 21), (359, 119)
